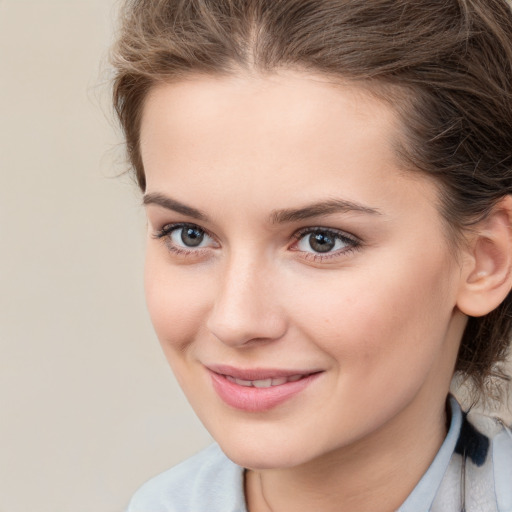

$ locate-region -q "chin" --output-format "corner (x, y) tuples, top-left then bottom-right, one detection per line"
(221, 444), (301, 470)
(212, 430), (317, 470)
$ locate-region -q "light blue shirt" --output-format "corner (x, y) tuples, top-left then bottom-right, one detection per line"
(126, 397), (512, 512)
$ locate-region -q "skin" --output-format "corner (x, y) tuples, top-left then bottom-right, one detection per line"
(140, 71), (471, 512)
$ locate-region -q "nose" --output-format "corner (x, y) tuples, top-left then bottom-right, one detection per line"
(206, 254), (288, 347)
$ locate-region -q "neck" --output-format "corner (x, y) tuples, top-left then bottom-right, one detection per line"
(246, 392), (449, 512)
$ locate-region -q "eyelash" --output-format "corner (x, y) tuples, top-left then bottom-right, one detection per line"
(153, 223), (216, 258)
(153, 223), (361, 262)
(290, 227), (361, 262)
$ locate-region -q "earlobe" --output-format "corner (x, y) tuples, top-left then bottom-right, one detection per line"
(456, 196), (512, 317)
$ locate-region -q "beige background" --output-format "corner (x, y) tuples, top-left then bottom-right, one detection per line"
(0, 1), (511, 511)
(0, 1), (212, 511)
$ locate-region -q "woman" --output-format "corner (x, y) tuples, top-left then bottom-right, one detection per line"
(112, 0), (512, 510)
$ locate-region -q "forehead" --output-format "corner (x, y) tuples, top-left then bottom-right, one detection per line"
(139, 71), (440, 222)
(140, 71), (399, 170)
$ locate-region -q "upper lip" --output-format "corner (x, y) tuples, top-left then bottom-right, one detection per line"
(206, 364), (322, 381)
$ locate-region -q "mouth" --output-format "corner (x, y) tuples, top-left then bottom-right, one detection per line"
(205, 364), (323, 412)
(225, 374), (304, 388)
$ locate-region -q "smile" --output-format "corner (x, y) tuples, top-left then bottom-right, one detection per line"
(206, 365), (323, 412)
(225, 374), (303, 388)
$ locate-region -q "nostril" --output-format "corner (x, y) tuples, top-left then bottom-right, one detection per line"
(206, 263), (287, 346)
(206, 306), (287, 347)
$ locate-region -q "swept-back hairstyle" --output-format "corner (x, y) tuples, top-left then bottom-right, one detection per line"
(111, 0), (512, 393)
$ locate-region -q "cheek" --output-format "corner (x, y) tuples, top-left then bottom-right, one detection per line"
(144, 249), (211, 353)
(288, 251), (456, 375)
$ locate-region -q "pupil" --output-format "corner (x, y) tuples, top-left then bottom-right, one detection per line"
(181, 227), (204, 247)
(309, 232), (335, 253)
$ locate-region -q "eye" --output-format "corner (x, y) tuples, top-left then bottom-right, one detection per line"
(154, 223), (217, 252)
(294, 228), (359, 255)
(171, 225), (208, 248)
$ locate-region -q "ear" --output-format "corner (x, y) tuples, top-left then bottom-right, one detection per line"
(457, 195), (512, 317)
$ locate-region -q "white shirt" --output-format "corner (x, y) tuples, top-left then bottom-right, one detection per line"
(126, 397), (512, 512)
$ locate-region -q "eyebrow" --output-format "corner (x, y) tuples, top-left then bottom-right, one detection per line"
(270, 199), (381, 223)
(143, 192), (380, 223)
(143, 193), (209, 221)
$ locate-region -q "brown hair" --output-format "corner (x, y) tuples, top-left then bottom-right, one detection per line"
(111, 0), (512, 392)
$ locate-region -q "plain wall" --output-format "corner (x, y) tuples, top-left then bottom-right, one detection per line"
(0, 1), (212, 511)
(1, 1), (511, 511)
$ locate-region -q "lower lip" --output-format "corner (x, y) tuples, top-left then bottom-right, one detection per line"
(209, 371), (321, 412)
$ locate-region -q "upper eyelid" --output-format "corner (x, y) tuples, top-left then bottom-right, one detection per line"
(292, 226), (360, 242)
(154, 223), (218, 253)
(291, 227), (362, 257)
(157, 222), (213, 237)
(154, 222), (360, 252)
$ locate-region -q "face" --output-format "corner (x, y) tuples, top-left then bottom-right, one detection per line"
(140, 71), (467, 470)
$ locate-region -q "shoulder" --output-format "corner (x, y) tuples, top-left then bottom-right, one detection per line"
(418, 397), (512, 512)
(460, 409), (512, 511)
(126, 443), (247, 512)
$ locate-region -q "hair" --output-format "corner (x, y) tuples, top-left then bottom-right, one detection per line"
(111, 0), (512, 394)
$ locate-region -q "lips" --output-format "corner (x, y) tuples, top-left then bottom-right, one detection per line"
(225, 374), (303, 388)
(206, 364), (322, 412)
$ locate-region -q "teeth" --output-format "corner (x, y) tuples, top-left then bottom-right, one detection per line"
(253, 378), (272, 388)
(226, 374), (304, 387)
(226, 376), (252, 386)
